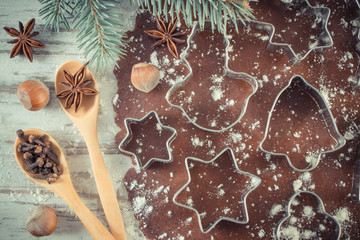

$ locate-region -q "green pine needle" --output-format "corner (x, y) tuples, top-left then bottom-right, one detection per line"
(134, 0), (258, 33)
(72, 0), (127, 70)
(38, 0), (73, 31)
(38, 0), (258, 71)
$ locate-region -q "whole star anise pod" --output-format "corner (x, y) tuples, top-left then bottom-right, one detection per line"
(3, 18), (45, 62)
(144, 16), (186, 59)
(56, 62), (99, 112)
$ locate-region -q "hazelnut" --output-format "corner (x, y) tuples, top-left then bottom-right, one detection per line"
(26, 206), (57, 237)
(17, 80), (50, 111)
(131, 62), (160, 93)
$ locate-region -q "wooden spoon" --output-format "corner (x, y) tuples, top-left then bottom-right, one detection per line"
(55, 60), (126, 240)
(14, 129), (115, 240)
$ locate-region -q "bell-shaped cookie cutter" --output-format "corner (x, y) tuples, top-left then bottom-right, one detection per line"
(119, 111), (177, 169)
(276, 191), (341, 240)
(249, 0), (333, 65)
(165, 20), (258, 133)
(172, 148), (261, 233)
(259, 75), (346, 172)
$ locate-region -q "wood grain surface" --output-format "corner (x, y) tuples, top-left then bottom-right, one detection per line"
(0, 1), (145, 239)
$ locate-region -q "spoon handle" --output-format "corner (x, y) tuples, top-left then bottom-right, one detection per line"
(82, 129), (127, 240)
(62, 185), (116, 240)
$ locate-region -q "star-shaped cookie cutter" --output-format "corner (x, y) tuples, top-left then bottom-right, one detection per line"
(249, 0), (333, 64)
(119, 111), (177, 169)
(259, 75), (346, 172)
(276, 191), (341, 240)
(173, 148), (261, 233)
(166, 20), (258, 133)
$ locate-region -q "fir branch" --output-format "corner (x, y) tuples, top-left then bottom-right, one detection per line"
(37, 0), (257, 71)
(134, 0), (258, 33)
(72, 0), (127, 70)
(38, 0), (73, 31)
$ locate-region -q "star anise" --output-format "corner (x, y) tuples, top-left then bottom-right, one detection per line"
(3, 18), (45, 62)
(56, 62), (98, 112)
(144, 16), (186, 59)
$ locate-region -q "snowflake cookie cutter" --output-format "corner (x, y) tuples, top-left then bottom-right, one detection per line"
(119, 111), (177, 169)
(251, 0), (333, 65)
(165, 20), (258, 133)
(172, 148), (261, 233)
(259, 75), (346, 172)
(276, 191), (341, 240)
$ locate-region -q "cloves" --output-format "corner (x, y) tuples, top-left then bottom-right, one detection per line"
(28, 135), (49, 147)
(26, 161), (39, 171)
(35, 138), (49, 148)
(18, 142), (35, 152)
(16, 129), (62, 184)
(36, 157), (45, 168)
(30, 167), (39, 174)
(46, 177), (57, 184)
(45, 160), (53, 168)
(24, 152), (33, 160)
(34, 145), (43, 154)
(16, 129), (28, 142)
(43, 147), (59, 165)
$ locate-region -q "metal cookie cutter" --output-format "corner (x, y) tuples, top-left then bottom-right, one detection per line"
(253, 0), (333, 65)
(119, 111), (177, 169)
(351, 145), (360, 203)
(346, 0), (360, 89)
(172, 148), (261, 233)
(165, 20), (258, 133)
(347, 0), (360, 195)
(259, 75), (346, 172)
(276, 191), (341, 240)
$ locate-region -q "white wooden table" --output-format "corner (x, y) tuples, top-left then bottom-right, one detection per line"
(0, 1), (145, 239)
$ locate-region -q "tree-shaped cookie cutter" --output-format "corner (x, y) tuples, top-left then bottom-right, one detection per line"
(165, 20), (258, 133)
(259, 75), (346, 172)
(119, 111), (177, 169)
(263, 0), (333, 64)
(172, 148), (261, 233)
(276, 191), (341, 240)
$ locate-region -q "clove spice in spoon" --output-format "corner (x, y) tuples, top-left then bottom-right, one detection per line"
(16, 129), (63, 184)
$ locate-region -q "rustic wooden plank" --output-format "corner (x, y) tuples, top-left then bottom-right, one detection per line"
(0, 0), (143, 239)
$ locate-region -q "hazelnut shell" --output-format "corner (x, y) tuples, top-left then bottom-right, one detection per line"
(131, 62), (160, 93)
(17, 80), (50, 111)
(26, 205), (57, 237)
